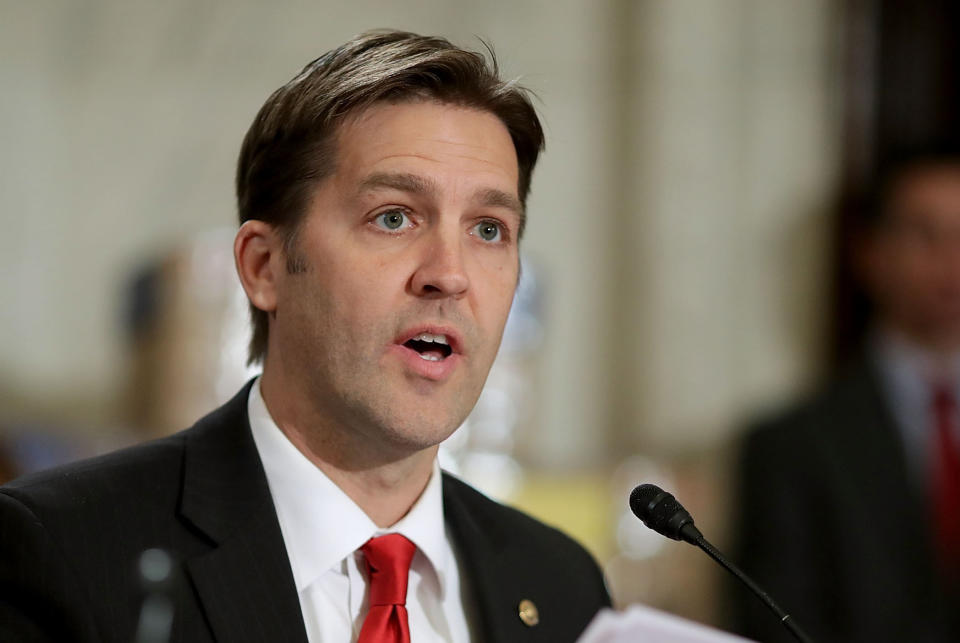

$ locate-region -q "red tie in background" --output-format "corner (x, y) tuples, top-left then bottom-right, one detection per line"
(932, 384), (960, 578)
(358, 534), (417, 643)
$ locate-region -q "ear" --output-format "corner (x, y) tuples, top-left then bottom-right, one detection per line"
(234, 220), (280, 314)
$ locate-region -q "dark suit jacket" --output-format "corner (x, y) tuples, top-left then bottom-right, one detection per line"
(729, 358), (960, 643)
(0, 383), (610, 642)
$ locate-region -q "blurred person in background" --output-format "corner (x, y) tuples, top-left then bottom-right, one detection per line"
(0, 441), (17, 486)
(731, 143), (960, 642)
(0, 30), (609, 642)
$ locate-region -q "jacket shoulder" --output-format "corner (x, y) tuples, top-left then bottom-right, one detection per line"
(442, 472), (610, 592)
(0, 432), (193, 643)
(1, 380), (254, 518)
(743, 359), (886, 448)
(1, 430), (188, 517)
(441, 472), (610, 641)
(442, 472), (595, 557)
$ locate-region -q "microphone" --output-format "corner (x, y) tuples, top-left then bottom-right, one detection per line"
(133, 548), (175, 643)
(629, 483), (703, 543)
(629, 484), (815, 643)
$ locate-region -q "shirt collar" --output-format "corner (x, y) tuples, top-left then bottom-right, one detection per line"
(375, 453), (450, 596)
(872, 327), (960, 395)
(247, 377), (450, 595)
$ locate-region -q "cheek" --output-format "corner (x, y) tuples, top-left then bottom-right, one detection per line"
(474, 245), (519, 281)
(281, 278), (335, 342)
(474, 264), (519, 331)
(325, 265), (409, 336)
(884, 242), (932, 285)
(903, 254), (945, 289)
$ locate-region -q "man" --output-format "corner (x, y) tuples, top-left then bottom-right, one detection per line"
(0, 31), (610, 642)
(731, 145), (960, 642)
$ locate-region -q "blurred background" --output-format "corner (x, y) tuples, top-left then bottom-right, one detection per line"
(2, 0), (958, 638)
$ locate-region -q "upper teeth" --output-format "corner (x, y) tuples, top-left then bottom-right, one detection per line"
(413, 332), (449, 345)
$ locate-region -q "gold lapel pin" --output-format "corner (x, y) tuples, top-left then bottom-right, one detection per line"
(518, 599), (539, 627)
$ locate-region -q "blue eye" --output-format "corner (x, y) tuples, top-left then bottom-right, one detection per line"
(473, 221), (502, 242)
(374, 209), (411, 231)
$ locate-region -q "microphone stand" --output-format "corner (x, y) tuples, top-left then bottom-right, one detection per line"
(679, 524), (814, 643)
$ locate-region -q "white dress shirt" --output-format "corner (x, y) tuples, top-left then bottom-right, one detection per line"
(247, 378), (474, 642)
(872, 328), (960, 486)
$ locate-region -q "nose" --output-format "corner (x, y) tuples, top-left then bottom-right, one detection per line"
(410, 227), (470, 299)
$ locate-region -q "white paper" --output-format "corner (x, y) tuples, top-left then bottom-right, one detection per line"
(577, 605), (757, 643)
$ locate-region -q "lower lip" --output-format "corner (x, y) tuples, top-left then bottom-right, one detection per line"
(388, 344), (462, 381)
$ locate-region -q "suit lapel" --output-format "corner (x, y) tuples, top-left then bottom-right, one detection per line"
(178, 382), (308, 643)
(442, 474), (512, 640)
(443, 474), (554, 642)
(826, 361), (936, 588)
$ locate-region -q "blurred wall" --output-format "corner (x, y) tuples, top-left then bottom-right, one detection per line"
(616, 0), (840, 453)
(0, 1), (840, 465)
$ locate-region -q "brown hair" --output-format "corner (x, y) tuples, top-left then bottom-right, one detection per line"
(236, 30), (545, 364)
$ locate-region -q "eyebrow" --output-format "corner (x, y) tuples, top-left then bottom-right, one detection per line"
(357, 171), (526, 233)
(357, 171), (435, 197)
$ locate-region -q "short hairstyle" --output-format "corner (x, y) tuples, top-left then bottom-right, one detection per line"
(236, 30), (545, 365)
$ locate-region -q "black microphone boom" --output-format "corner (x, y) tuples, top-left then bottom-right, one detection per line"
(629, 483), (815, 643)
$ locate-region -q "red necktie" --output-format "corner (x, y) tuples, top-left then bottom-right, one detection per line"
(932, 384), (960, 576)
(358, 534), (417, 643)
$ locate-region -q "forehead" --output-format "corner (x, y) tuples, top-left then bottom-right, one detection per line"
(329, 100), (520, 195)
(889, 164), (960, 215)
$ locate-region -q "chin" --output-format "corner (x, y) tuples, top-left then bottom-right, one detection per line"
(353, 399), (462, 452)
(388, 416), (463, 451)
(344, 380), (480, 453)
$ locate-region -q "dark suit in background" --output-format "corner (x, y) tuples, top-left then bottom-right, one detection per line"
(730, 357), (960, 643)
(0, 383), (610, 643)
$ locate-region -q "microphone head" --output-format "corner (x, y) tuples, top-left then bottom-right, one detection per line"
(629, 483), (699, 542)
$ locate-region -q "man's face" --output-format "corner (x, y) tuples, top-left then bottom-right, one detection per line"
(865, 164), (960, 350)
(270, 100), (522, 452)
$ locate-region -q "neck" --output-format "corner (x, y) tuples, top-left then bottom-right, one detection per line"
(258, 368), (437, 528)
(880, 321), (960, 361)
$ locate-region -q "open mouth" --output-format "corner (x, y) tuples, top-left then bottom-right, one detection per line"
(403, 332), (454, 362)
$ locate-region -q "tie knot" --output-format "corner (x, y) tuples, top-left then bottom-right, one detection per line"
(361, 534), (417, 606)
